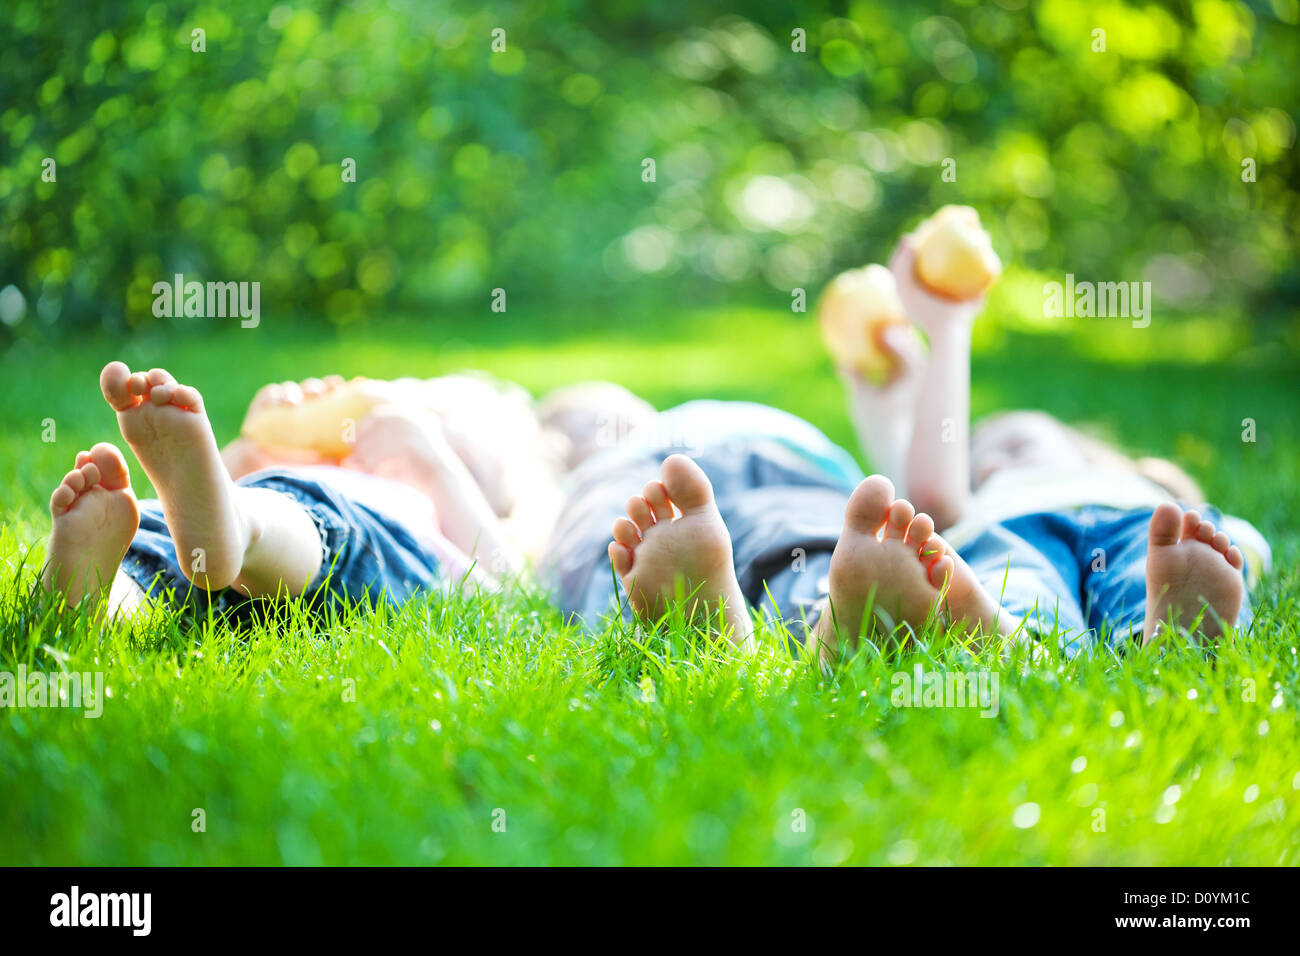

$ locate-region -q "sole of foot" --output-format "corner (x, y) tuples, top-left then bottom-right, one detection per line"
(813, 474), (1002, 661)
(42, 442), (140, 609)
(608, 454), (751, 646)
(100, 361), (247, 591)
(1143, 503), (1244, 646)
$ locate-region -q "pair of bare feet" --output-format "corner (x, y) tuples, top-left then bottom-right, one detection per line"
(608, 456), (1246, 656)
(42, 362), (278, 611)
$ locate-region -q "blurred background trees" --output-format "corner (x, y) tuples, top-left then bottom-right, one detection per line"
(1, 0), (1296, 340)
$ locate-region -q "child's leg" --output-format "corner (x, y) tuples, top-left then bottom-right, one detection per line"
(888, 237), (984, 531)
(838, 330), (925, 492)
(223, 486), (323, 596)
(101, 362), (322, 596)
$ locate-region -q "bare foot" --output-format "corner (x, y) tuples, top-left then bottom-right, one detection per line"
(607, 454), (751, 646)
(42, 442), (140, 609)
(101, 361), (248, 591)
(812, 475), (1006, 661)
(1143, 503), (1244, 645)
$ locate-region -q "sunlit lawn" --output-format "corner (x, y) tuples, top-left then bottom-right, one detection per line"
(1, 300), (1297, 864)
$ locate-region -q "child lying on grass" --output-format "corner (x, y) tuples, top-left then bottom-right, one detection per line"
(41, 363), (520, 619)
(554, 233), (1267, 660)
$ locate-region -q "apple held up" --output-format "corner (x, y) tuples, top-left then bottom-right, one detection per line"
(912, 205), (1002, 301)
(817, 263), (919, 385)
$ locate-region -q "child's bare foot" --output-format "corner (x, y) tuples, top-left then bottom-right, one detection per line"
(101, 361), (248, 591)
(607, 454), (751, 646)
(812, 475), (1006, 660)
(1143, 503), (1244, 645)
(42, 442), (140, 608)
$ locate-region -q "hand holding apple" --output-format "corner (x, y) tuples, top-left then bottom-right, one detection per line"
(912, 205), (1001, 301)
(818, 264), (917, 385)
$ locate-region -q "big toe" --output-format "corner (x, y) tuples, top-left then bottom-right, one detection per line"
(844, 475), (894, 535)
(89, 442), (132, 491)
(100, 361), (138, 411)
(1148, 502), (1183, 547)
(660, 454), (714, 512)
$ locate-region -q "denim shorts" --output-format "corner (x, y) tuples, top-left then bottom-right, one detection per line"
(120, 469), (443, 621)
(958, 505), (1254, 656)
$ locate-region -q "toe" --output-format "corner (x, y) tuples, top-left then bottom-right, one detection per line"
(626, 495), (654, 533)
(1226, 545), (1244, 571)
(146, 368), (177, 387)
(917, 534), (947, 567)
(61, 468), (86, 495)
(1180, 509), (1201, 541)
(100, 361), (140, 411)
(50, 483), (76, 514)
(1211, 530), (1231, 555)
(127, 371), (149, 398)
(1195, 520), (1216, 544)
(1148, 503), (1182, 547)
(608, 541), (633, 577)
(301, 378), (327, 399)
(642, 481), (674, 522)
(660, 454), (714, 513)
(149, 383), (177, 406)
(74, 450), (91, 468)
(79, 462), (101, 487)
(612, 517), (641, 549)
(844, 475), (894, 536)
(89, 442), (131, 491)
(884, 499), (915, 539)
(905, 512), (935, 549)
(928, 555), (955, 590)
(170, 384), (203, 411)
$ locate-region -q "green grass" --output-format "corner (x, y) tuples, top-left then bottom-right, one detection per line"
(1, 304), (1298, 865)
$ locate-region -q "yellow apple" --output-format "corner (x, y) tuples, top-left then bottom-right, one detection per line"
(913, 205), (1002, 301)
(241, 377), (393, 459)
(818, 264), (910, 383)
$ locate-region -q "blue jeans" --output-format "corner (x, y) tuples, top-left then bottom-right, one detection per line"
(958, 506), (1254, 656)
(120, 470), (443, 620)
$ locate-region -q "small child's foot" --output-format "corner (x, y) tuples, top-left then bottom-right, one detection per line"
(101, 361), (248, 591)
(42, 442), (140, 608)
(812, 475), (1005, 661)
(608, 454), (751, 646)
(1143, 503), (1244, 645)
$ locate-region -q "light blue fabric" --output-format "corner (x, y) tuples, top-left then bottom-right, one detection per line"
(652, 401), (865, 493)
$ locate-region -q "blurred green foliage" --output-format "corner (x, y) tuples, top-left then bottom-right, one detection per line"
(1, 0), (1296, 338)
